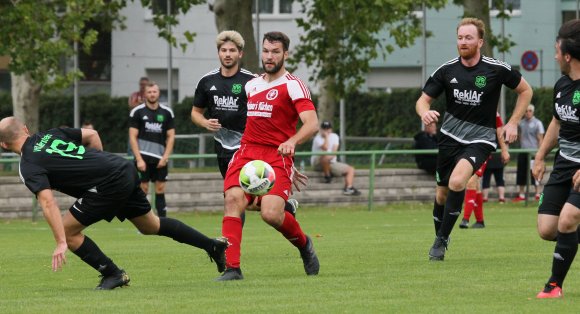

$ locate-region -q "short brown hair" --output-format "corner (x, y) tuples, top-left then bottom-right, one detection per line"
(457, 17), (486, 39)
(263, 31), (290, 51)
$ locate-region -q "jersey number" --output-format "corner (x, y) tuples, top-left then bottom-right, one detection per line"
(45, 139), (86, 159)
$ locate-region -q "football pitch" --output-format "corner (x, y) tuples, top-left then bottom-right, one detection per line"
(0, 203), (578, 313)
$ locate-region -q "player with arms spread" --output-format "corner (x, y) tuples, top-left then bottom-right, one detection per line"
(217, 31), (320, 281)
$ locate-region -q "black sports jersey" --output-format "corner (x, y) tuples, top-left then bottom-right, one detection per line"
(19, 128), (130, 197)
(423, 55), (522, 148)
(193, 68), (255, 151)
(552, 75), (580, 162)
(129, 103), (175, 163)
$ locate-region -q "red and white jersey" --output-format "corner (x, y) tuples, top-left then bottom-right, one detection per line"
(242, 71), (316, 147)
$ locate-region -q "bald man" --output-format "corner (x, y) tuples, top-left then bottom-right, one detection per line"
(0, 117), (227, 290)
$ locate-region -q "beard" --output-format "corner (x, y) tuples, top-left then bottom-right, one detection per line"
(458, 45), (478, 60)
(220, 58), (238, 70)
(262, 59), (284, 74)
(559, 60), (571, 76)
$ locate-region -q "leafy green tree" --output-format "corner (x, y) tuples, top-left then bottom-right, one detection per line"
(289, 0), (447, 122)
(0, 0), (204, 132)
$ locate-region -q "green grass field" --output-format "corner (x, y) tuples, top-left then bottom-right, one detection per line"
(0, 203), (578, 313)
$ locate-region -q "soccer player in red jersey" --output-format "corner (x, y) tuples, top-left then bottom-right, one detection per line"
(217, 31), (320, 281)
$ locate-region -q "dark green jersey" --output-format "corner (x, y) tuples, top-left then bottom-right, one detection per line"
(19, 128), (130, 197)
(552, 75), (580, 162)
(423, 55), (522, 148)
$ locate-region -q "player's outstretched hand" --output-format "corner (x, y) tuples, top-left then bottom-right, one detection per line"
(292, 166), (309, 192)
(52, 242), (67, 272)
(573, 169), (580, 192)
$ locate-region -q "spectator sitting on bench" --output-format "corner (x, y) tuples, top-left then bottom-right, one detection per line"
(311, 121), (361, 196)
(413, 122), (438, 175)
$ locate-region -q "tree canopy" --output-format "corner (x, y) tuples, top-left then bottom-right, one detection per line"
(290, 0), (447, 98)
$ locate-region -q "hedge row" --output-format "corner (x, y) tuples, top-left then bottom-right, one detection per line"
(0, 87), (556, 153)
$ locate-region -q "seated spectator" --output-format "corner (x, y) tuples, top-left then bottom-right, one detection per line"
(311, 121), (361, 196)
(413, 123), (438, 175)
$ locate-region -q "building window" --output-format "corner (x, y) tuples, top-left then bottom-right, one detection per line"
(490, 0), (521, 16)
(252, 0), (294, 15)
(152, 0), (177, 15)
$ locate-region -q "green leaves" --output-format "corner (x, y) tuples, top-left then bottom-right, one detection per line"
(289, 0), (446, 97)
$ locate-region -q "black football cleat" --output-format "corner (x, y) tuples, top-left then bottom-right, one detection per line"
(299, 235), (320, 276)
(215, 268), (244, 281)
(459, 219), (469, 229)
(95, 270), (130, 290)
(471, 221), (485, 229)
(428, 236), (449, 261)
(287, 199), (299, 217)
(207, 237), (229, 273)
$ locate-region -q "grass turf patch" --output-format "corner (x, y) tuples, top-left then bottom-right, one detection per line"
(0, 203), (577, 313)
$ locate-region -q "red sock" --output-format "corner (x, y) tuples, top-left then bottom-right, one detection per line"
(276, 211), (307, 248)
(474, 192), (484, 222)
(222, 216), (243, 269)
(463, 189), (477, 220)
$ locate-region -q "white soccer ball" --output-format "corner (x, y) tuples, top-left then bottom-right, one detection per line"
(239, 160), (276, 196)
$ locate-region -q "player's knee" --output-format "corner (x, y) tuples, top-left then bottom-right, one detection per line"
(260, 207), (283, 226)
(537, 227), (557, 241)
(448, 177), (466, 191)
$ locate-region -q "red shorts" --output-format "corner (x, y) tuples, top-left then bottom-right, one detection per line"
(474, 157), (491, 177)
(224, 143), (294, 201)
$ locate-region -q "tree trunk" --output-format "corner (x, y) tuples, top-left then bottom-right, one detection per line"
(461, 0), (493, 57)
(213, 0), (259, 74)
(11, 73), (41, 133)
(317, 76), (336, 123)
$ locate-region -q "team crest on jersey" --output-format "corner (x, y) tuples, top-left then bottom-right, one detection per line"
(266, 89), (279, 100)
(573, 90), (580, 106)
(474, 76), (486, 88)
(156, 114), (164, 122)
(232, 84), (242, 94)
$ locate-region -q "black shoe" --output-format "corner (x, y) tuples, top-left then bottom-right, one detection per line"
(207, 237), (228, 273)
(428, 236), (449, 261)
(343, 187), (361, 196)
(95, 270), (130, 290)
(299, 235), (320, 275)
(471, 221), (485, 229)
(323, 175), (332, 183)
(286, 199), (299, 217)
(215, 267), (244, 281)
(459, 219), (469, 229)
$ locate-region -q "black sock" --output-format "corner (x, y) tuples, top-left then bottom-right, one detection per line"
(155, 193), (167, 217)
(548, 231), (578, 288)
(432, 199), (444, 235)
(72, 236), (120, 276)
(158, 217), (213, 252)
(437, 189), (465, 239)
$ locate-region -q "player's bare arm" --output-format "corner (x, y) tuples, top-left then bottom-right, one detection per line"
(504, 77), (533, 144)
(278, 110), (319, 156)
(416, 93), (440, 125)
(129, 128), (146, 172)
(37, 189), (68, 272)
(159, 129), (175, 168)
(533, 117), (560, 181)
(80, 128), (103, 151)
(191, 106), (221, 132)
